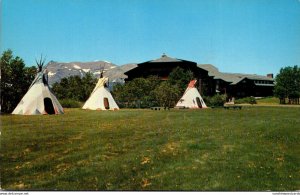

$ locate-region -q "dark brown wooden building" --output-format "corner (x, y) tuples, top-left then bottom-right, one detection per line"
(124, 55), (274, 98)
(124, 54), (210, 95)
(199, 64), (274, 98)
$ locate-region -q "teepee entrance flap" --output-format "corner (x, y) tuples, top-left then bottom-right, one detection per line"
(44, 97), (55, 114)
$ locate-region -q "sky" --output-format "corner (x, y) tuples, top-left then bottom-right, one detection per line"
(1, 0), (300, 75)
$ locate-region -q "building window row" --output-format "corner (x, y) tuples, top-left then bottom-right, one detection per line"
(254, 80), (273, 84)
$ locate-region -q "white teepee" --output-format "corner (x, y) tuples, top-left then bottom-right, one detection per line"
(175, 80), (207, 109)
(82, 77), (119, 110)
(12, 60), (64, 115)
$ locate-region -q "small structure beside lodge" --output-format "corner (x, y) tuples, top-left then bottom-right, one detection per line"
(124, 54), (275, 98)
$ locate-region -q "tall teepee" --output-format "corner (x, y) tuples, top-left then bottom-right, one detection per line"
(175, 80), (207, 109)
(82, 73), (119, 111)
(12, 57), (64, 115)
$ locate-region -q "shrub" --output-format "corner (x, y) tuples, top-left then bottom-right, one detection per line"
(154, 82), (180, 107)
(204, 94), (226, 107)
(59, 99), (82, 108)
(235, 97), (257, 104)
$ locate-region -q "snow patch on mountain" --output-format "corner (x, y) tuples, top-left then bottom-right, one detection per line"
(48, 71), (56, 77)
(93, 71), (101, 75)
(73, 64), (81, 69)
(82, 68), (90, 73)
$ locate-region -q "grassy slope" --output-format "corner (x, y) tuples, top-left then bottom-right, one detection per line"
(1, 107), (299, 191)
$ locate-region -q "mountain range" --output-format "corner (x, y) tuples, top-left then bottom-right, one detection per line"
(46, 60), (137, 85)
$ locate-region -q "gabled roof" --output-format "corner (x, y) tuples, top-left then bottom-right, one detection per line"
(140, 54), (196, 64)
(198, 64), (219, 76)
(149, 54), (183, 63)
(198, 64), (274, 85)
(124, 55), (207, 80)
(214, 73), (245, 85)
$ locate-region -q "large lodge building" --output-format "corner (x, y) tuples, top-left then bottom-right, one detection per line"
(124, 54), (274, 98)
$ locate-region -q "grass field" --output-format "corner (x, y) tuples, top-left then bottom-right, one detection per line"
(1, 107), (300, 191)
(256, 97), (280, 105)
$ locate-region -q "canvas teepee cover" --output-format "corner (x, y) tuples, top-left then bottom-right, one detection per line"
(175, 80), (207, 109)
(12, 69), (64, 115)
(82, 77), (119, 110)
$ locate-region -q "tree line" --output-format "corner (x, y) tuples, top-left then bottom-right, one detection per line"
(1, 49), (300, 113)
(112, 67), (193, 108)
(274, 65), (300, 104)
(52, 72), (97, 102)
(51, 67), (192, 108)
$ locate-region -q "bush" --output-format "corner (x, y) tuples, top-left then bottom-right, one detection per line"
(154, 82), (180, 107)
(204, 94), (226, 107)
(59, 99), (83, 108)
(235, 97), (256, 104)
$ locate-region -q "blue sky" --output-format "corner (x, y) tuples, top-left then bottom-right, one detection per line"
(1, 0), (300, 75)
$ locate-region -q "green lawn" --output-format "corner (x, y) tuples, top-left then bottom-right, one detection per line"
(1, 107), (299, 191)
(256, 97), (280, 105)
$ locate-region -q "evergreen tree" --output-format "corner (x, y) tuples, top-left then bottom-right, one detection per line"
(0, 50), (35, 113)
(168, 66), (194, 94)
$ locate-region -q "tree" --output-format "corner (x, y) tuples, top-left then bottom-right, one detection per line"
(112, 68), (195, 108)
(111, 83), (128, 107)
(0, 50), (36, 113)
(274, 65), (300, 104)
(52, 72), (97, 102)
(112, 76), (160, 108)
(168, 67), (194, 94)
(154, 81), (180, 107)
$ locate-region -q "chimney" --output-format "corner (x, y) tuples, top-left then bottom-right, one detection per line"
(267, 74), (273, 78)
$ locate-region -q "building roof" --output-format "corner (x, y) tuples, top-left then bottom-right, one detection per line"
(141, 54), (197, 64)
(198, 64), (274, 85)
(149, 54), (183, 63)
(124, 54), (206, 81)
(198, 64), (219, 75)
